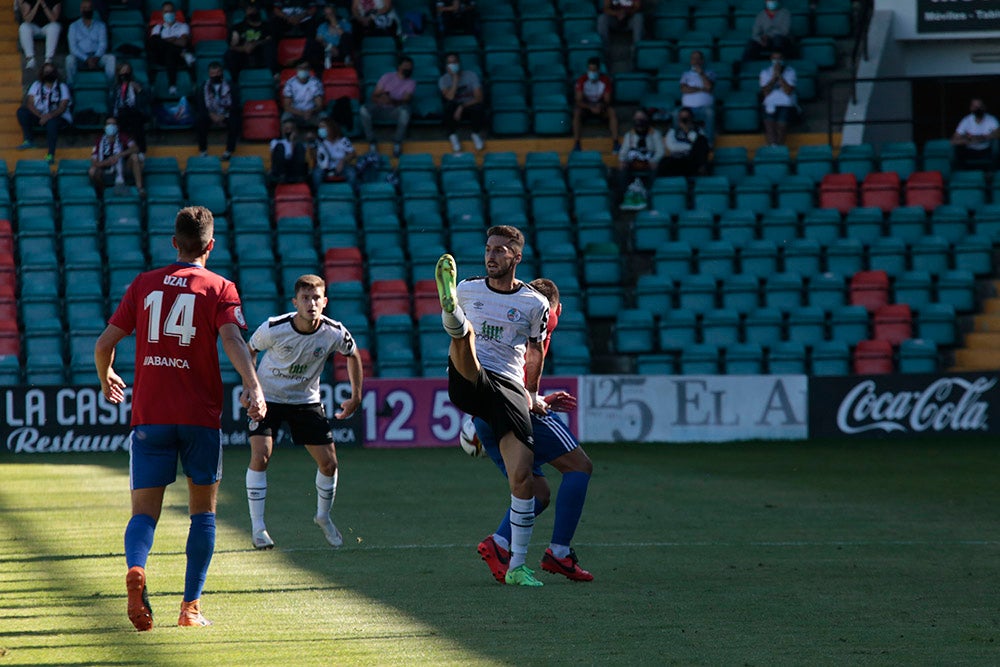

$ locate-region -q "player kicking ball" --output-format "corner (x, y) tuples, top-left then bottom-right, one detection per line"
(244, 274), (364, 550)
(471, 278), (594, 583)
(436, 225), (551, 587)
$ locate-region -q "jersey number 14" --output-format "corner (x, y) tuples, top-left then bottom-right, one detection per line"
(144, 290), (197, 346)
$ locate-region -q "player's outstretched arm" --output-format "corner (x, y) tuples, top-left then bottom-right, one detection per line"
(544, 390), (578, 413)
(335, 348), (364, 419)
(94, 324), (128, 404)
(524, 340), (549, 415)
(220, 323), (267, 421)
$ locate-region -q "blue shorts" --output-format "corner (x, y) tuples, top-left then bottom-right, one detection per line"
(475, 413), (579, 478)
(129, 425), (223, 490)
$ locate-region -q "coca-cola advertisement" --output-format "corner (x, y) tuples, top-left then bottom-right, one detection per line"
(809, 373), (1000, 438)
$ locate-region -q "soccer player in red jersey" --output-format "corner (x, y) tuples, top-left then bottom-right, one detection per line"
(94, 205), (267, 631)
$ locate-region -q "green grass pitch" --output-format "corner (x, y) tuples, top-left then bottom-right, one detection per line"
(1, 438), (999, 665)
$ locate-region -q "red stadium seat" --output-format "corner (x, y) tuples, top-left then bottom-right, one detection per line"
(323, 246), (364, 283)
(334, 347), (373, 382)
(819, 172), (858, 214)
(322, 66), (361, 102)
(848, 270), (890, 312)
(275, 183), (314, 220)
(905, 171), (945, 212)
(872, 303), (913, 346)
(0, 265), (14, 293)
(370, 279), (411, 319)
(412, 279), (439, 319)
(0, 319), (19, 356)
(852, 339), (894, 375)
(190, 10), (228, 44)
(278, 38), (307, 67)
(242, 100), (280, 141)
(860, 171), (900, 213)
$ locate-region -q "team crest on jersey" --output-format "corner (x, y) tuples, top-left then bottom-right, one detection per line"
(507, 308), (521, 322)
(234, 306), (246, 327)
(313, 347), (325, 358)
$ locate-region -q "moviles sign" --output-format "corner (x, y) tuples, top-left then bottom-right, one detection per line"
(811, 373), (1000, 438)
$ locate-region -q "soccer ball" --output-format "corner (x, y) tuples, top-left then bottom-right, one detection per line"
(459, 415), (486, 458)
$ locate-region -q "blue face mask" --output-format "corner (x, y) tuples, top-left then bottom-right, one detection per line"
(447, 63), (460, 74)
(766, 1), (779, 10)
(162, 11), (175, 23)
(318, 127), (328, 139)
(587, 71), (599, 81)
(105, 124), (118, 137)
(296, 70), (310, 82)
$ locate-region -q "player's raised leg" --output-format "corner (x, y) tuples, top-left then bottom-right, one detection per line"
(308, 443), (343, 547)
(246, 431), (274, 549)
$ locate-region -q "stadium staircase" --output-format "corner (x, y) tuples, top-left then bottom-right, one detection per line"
(0, 11), (25, 149)
(953, 289), (1000, 371)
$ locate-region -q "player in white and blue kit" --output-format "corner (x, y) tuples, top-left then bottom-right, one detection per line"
(244, 274), (364, 550)
(472, 278), (594, 582)
(436, 225), (551, 587)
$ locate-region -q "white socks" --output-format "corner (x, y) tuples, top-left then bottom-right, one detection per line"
(246, 468), (267, 534)
(442, 305), (469, 338)
(508, 495), (535, 570)
(315, 469), (338, 520)
(549, 543), (571, 559)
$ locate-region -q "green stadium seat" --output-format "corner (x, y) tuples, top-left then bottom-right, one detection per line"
(725, 342), (765, 375)
(767, 341), (806, 374)
(810, 340), (850, 376)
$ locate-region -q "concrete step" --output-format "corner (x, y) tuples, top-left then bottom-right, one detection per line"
(972, 314), (1000, 332)
(983, 299), (1000, 315)
(962, 332), (1000, 349)
(951, 348), (1000, 371)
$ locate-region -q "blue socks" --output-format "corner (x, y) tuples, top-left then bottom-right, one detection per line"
(184, 512), (216, 602)
(551, 472), (590, 548)
(124, 514), (157, 569)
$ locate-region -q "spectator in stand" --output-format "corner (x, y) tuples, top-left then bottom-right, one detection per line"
(659, 108), (709, 177)
(270, 119), (309, 184)
(16, 0), (61, 70)
(596, 0), (643, 57)
(109, 61), (150, 157)
(66, 0), (115, 85)
(148, 1), (194, 96)
(617, 108), (663, 210)
(311, 118), (356, 192)
(743, 0), (792, 63)
(273, 0), (320, 40)
(572, 56), (619, 153)
(282, 60), (325, 129)
(758, 49), (796, 146)
(351, 0), (401, 41)
(315, 4), (355, 69)
(88, 116), (144, 196)
(677, 49), (715, 146)
(435, 0), (478, 37)
(439, 52), (484, 154)
(359, 56), (414, 157)
(16, 62), (71, 163)
(195, 62), (240, 161)
(224, 4), (276, 79)
(951, 98), (1000, 170)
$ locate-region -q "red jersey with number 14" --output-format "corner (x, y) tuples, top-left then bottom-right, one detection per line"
(109, 262), (246, 428)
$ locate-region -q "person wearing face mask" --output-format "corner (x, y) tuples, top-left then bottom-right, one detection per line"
(743, 0), (792, 64)
(617, 108), (663, 211)
(88, 116), (143, 196)
(224, 4), (277, 79)
(758, 49), (796, 146)
(660, 107), (709, 178)
(677, 50), (715, 147)
(282, 60), (325, 128)
(16, 0), (62, 71)
(16, 63), (72, 163)
(148, 1), (194, 97)
(359, 57), (415, 157)
(438, 52), (485, 153)
(951, 98), (1000, 170)
(195, 62), (240, 161)
(270, 119), (309, 184)
(311, 119), (356, 192)
(66, 0), (115, 85)
(572, 56), (619, 153)
(109, 62), (150, 156)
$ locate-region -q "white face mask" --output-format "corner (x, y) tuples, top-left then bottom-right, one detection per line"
(296, 70), (310, 82)
(766, 1), (779, 10)
(318, 127), (328, 139)
(447, 62), (460, 74)
(105, 124), (118, 137)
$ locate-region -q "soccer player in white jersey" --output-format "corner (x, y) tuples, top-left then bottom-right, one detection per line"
(244, 274), (364, 549)
(436, 225), (551, 587)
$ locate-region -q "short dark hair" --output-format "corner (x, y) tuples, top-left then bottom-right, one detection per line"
(174, 206), (214, 256)
(486, 225), (525, 253)
(587, 56), (601, 68)
(445, 51), (459, 61)
(399, 56), (414, 67)
(208, 61), (222, 70)
(529, 278), (560, 308)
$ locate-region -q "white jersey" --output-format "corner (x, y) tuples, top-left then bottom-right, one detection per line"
(456, 277), (549, 386)
(250, 313), (357, 404)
